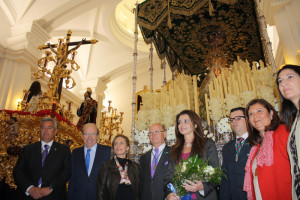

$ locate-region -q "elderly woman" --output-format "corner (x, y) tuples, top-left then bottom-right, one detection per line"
(97, 135), (140, 200)
(277, 64), (300, 199)
(243, 99), (291, 200)
(165, 110), (219, 200)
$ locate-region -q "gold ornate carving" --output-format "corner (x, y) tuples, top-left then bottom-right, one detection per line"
(99, 101), (124, 146)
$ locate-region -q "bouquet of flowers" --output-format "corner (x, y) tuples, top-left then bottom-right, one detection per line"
(170, 155), (223, 199)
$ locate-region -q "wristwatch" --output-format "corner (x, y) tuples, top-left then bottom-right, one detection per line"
(49, 185), (53, 191)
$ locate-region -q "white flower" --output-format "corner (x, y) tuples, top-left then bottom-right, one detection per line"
(181, 162), (187, 172)
(203, 166), (215, 176)
(217, 118), (232, 134)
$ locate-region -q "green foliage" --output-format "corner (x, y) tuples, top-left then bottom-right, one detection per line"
(172, 155), (224, 197)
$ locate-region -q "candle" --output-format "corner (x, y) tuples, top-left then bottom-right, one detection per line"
(51, 102), (56, 118)
(205, 93), (210, 126)
(193, 75), (200, 115)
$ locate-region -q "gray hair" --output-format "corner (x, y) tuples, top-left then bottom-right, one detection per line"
(40, 117), (57, 130)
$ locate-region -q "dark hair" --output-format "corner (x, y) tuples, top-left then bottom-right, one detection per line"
(27, 81), (42, 102)
(276, 64), (300, 131)
(171, 110), (206, 163)
(230, 107), (245, 114)
(112, 135), (130, 158)
(245, 99), (281, 146)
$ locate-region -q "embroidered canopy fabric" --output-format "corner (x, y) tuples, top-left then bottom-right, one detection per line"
(137, 0), (265, 77)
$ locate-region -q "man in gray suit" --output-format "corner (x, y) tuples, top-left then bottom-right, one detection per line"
(139, 123), (172, 200)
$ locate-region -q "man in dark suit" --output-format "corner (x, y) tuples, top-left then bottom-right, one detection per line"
(220, 107), (252, 200)
(13, 117), (71, 200)
(139, 123), (172, 200)
(67, 123), (111, 200)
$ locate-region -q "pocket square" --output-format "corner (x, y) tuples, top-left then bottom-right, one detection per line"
(164, 161), (168, 165)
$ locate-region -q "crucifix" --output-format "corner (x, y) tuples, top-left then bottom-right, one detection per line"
(35, 30), (98, 104)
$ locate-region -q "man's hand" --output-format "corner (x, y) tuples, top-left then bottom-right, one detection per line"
(28, 187), (42, 199)
(40, 187), (53, 196)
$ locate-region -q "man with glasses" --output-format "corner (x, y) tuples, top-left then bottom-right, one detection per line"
(139, 123), (172, 200)
(220, 107), (252, 200)
(67, 123), (111, 200)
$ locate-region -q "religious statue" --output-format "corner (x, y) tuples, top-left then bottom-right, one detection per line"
(76, 88), (97, 130)
(22, 81), (43, 113)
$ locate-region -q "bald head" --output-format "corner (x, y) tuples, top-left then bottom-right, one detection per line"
(148, 123), (167, 148)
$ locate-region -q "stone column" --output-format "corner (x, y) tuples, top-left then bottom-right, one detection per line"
(95, 78), (107, 130)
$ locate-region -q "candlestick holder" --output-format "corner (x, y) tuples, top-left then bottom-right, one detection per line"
(99, 100), (124, 146)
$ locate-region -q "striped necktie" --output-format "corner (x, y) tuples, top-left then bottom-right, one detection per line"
(236, 138), (244, 155)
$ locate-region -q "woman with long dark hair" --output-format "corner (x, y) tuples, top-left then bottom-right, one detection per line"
(165, 110), (219, 200)
(243, 99), (291, 200)
(276, 64), (300, 199)
(97, 135), (140, 200)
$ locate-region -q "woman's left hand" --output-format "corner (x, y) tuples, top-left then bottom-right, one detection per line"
(182, 180), (204, 192)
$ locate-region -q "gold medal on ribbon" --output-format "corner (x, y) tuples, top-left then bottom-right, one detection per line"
(153, 164), (157, 170)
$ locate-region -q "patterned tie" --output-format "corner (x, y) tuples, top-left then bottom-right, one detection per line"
(236, 138), (244, 155)
(85, 149), (91, 174)
(38, 144), (49, 185)
(151, 148), (159, 178)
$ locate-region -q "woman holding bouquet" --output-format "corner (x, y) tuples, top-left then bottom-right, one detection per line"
(276, 64), (300, 199)
(243, 99), (291, 200)
(165, 110), (219, 200)
(97, 135), (140, 200)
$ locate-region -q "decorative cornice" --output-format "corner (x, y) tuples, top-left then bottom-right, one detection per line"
(0, 45), (37, 69)
(6, 21), (50, 58)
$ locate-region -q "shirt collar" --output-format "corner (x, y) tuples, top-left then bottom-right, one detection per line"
(84, 143), (97, 152)
(41, 140), (54, 149)
(152, 143), (166, 153)
(236, 132), (248, 140)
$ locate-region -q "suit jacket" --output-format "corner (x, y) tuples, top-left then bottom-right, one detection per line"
(13, 141), (71, 200)
(164, 139), (219, 200)
(246, 125), (291, 200)
(139, 145), (172, 200)
(220, 138), (251, 200)
(67, 143), (111, 200)
(97, 158), (140, 200)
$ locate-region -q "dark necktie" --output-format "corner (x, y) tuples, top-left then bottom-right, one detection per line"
(151, 148), (159, 178)
(85, 149), (91, 174)
(38, 144), (49, 185)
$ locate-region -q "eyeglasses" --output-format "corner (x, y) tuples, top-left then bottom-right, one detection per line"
(228, 116), (245, 123)
(148, 130), (165, 136)
(83, 133), (97, 136)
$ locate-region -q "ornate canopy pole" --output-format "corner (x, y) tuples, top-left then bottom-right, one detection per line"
(149, 43), (154, 92)
(254, 0), (277, 74)
(131, 1), (139, 140)
(162, 58), (167, 86)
